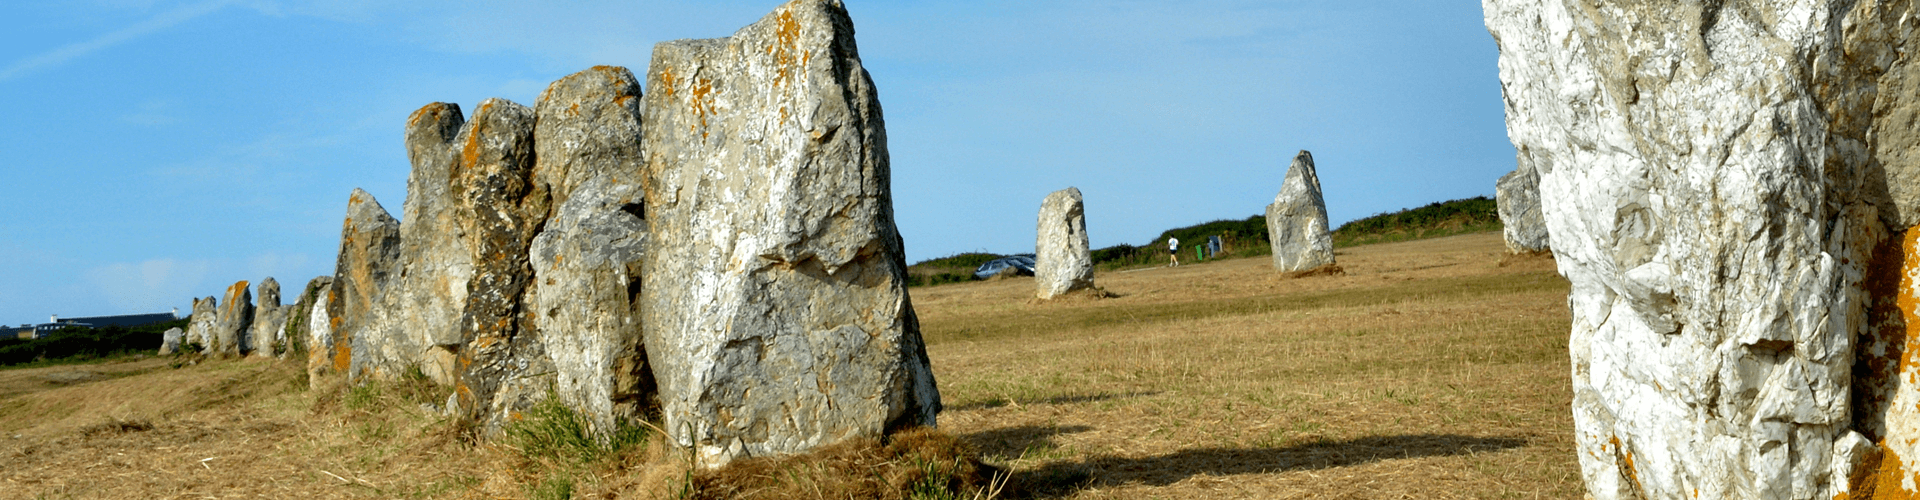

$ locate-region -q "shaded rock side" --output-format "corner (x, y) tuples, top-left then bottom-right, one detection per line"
(330, 189), (401, 381)
(1034, 187), (1093, 299)
(1495, 164), (1548, 254)
(1484, 1), (1899, 498)
(1264, 150), (1334, 272)
(281, 276), (333, 359)
(185, 296), (216, 351)
(527, 66), (652, 436)
(640, 0), (941, 466)
(159, 328), (183, 356)
(530, 175), (651, 436)
(444, 98), (553, 430)
(247, 277), (283, 359)
(210, 281), (253, 358)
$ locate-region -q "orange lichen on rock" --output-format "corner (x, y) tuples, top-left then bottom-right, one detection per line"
(1857, 227), (1920, 441)
(1611, 435), (1647, 498)
(1849, 226), (1920, 499)
(1843, 445), (1920, 500)
(689, 76), (715, 138)
(461, 101), (496, 169)
(771, 8), (802, 88)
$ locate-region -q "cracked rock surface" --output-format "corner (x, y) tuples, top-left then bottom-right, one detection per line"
(641, 0), (939, 467)
(1482, 0), (1920, 497)
(1265, 150), (1334, 272)
(1035, 187), (1094, 299)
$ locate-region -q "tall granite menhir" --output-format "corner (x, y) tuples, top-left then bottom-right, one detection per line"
(320, 189), (400, 383)
(1485, 0), (1920, 498)
(1035, 187), (1094, 299)
(642, 0), (940, 467)
(1265, 150), (1334, 273)
(527, 66), (652, 436)
(185, 296), (216, 351)
(246, 277), (282, 358)
(371, 100), (471, 385)
(210, 280), (252, 357)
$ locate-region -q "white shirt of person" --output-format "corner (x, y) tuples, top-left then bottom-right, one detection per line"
(1168, 237), (1179, 252)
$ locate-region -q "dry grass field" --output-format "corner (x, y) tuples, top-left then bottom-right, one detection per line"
(0, 231), (1576, 499)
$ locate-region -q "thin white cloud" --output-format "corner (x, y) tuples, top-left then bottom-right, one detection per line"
(0, 0), (239, 82)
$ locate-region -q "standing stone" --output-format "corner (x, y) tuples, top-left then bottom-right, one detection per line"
(184, 296), (216, 351)
(526, 66), (652, 436)
(247, 277), (283, 358)
(1034, 187), (1094, 299)
(210, 281), (252, 358)
(281, 276), (332, 359)
(329, 189), (401, 381)
(1265, 150), (1335, 273)
(306, 279), (339, 389)
(378, 101), (471, 384)
(1495, 164), (1548, 254)
(642, 0), (940, 466)
(530, 176), (650, 436)
(1485, 1), (1898, 498)
(533, 65), (645, 211)
(158, 327), (184, 356)
(444, 98), (551, 429)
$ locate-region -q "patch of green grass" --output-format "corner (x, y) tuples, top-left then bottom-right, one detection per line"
(502, 392), (655, 499)
(504, 394), (650, 467)
(529, 475), (575, 500)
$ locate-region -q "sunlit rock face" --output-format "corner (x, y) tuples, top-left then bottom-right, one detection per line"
(211, 280), (252, 358)
(281, 276), (332, 360)
(1265, 150), (1334, 273)
(158, 328), (183, 356)
(327, 189), (400, 384)
(305, 279), (337, 390)
(640, 0), (940, 468)
(1035, 187), (1094, 299)
(185, 296), (216, 351)
(246, 277), (282, 359)
(365, 101), (471, 385)
(526, 66), (652, 437)
(1483, 0), (1920, 497)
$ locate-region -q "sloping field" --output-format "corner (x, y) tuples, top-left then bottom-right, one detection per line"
(919, 231), (1575, 498)
(0, 231), (1576, 499)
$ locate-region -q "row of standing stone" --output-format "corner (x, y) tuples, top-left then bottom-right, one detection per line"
(161, 276), (333, 359)
(1030, 150), (1344, 299)
(285, 0), (934, 469)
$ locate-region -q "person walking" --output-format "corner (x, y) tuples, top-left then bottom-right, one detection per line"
(1168, 236), (1180, 267)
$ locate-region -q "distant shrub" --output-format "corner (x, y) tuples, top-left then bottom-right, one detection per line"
(911, 252), (1004, 269)
(1332, 196), (1501, 247)
(0, 318), (185, 368)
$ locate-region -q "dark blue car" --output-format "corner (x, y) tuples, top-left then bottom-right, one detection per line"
(973, 254), (1036, 279)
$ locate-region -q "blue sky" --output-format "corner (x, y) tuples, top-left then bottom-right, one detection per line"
(0, 0), (1511, 326)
